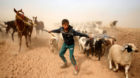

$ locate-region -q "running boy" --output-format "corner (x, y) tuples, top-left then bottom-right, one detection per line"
(48, 19), (89, 75)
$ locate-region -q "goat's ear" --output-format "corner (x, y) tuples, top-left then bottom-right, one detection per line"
(21, 9), (24, 14)
(113, 38), (116, 41)
(4, 22), (7, 24)
(122, 45), (128, 52)
(14, 8), (17, 13)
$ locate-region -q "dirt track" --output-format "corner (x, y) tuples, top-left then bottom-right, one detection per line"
(0, 27), (140, 78)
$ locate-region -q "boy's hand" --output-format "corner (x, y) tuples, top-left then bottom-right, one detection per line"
(89, 37), (93, 40)
(48, 30), (51, 33)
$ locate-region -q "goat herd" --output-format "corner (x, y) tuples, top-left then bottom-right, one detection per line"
(0, 8), (139, 78)
(47, 18), (138, 78)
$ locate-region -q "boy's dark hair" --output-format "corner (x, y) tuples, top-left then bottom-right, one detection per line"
(62, 19), (69, 25)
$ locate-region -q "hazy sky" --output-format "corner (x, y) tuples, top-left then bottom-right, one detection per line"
(0, 0), (140, 28)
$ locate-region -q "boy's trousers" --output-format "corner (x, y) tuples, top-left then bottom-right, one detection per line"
(59, 43), (76, 66)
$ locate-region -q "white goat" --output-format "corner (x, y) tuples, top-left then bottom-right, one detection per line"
(49, 36), (59, 53)
(108, 43), (138, 78)
(78, 37), (90, 53)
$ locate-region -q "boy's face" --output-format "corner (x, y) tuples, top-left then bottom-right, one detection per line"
(62, 23), (69, 30)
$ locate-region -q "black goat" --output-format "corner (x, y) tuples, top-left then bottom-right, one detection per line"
(94, 38), (106, 61)
(84, 38), (95, 56)
(4, 20), (17, 41)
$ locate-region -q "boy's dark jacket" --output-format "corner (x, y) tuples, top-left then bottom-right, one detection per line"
(51, 25), (89, 45)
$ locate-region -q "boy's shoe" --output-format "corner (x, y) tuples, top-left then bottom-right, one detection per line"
(60, 63), (68, 68)
(74, 65), (79, 75)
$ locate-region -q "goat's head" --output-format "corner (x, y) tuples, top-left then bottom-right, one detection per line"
(33, 16), (37, 21)
(4, 22), (8, 25)
(122, 43), (138, 53)
(104, 37), (116, 46)
(14, 8), (24, 15)
(95, 38), (105, 46)
(85, 38), (93, 47)
(32, 16), (38, 24)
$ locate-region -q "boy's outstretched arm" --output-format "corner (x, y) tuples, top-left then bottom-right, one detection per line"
(73, 29), (89, 38)
(49, 27), (61, 33)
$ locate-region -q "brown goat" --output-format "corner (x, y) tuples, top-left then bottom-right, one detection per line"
(14, 8), (33, 52)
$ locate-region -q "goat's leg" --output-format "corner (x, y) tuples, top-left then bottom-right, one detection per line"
(98, 51), (101, 61)
(28, 34), (31, 46)
(109, 59), (113, 70)
(83, 49), (86, 54)
(51, 45), (54, 53)
(95, 49), (97, 56)
(91, 47), (94, 56)
(25, 35), (29, 48)
(28, 35), (31, 47)
(99, 48), (103, 61)
(101, 45), (105, 55)
(125, 65), (130, 78)
(29, 27), (33, 46)
(29, 37), (31, 46)
(98, 56), (100, 61)
(82, 46), (85, 53)
(113, 62), (119, 72)
(87, 50), (89, 57)
(49, 40), (54, 52)
(79, 44), (82, 52)
(6, 27), (10, 34)
(56, 43), (58, 51)
(0, 28), (2, 32)
(12, 30), (15, 41)
(105, 46), (110, 56)
(103, 46), (107, 56)
(18, 35), (22, 52)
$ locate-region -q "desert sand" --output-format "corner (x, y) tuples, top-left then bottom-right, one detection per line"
(0, 27), (140, 78)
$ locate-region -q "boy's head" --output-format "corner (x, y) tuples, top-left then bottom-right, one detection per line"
(62, 19), (69, 30)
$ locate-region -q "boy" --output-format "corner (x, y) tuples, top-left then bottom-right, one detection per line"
(48, 19), (89, 75)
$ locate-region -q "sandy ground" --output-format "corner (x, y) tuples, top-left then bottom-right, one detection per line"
(0, 27), (140, 78)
